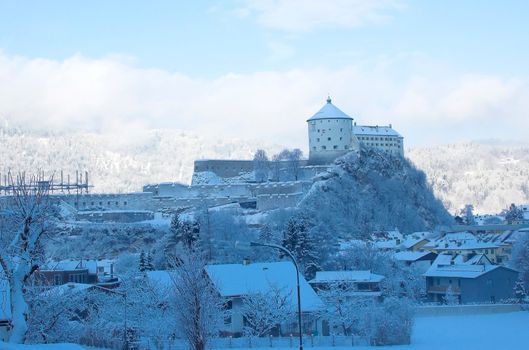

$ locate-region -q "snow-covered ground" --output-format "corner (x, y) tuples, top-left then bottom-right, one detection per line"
(2, 311), (528, 350)
(211, 311), (529, 350)
(0, 343), (85, 350)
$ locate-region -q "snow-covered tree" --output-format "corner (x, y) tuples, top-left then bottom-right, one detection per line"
(317, 281), (366, 336)
(505, 203), (524, 224)
(460, 204), (476, 225)
(281, 215), (320, 278)
(139, 250), (147, 272)
(241, 285), (293, 337)
(514, 280), (526, 303)
(169, 248), (224, 350)
(170, 213), (200, 251)
(253, 149), (269, 182)
(511, 234), (529, 293)
(0, 174), (54, 343)
(368, 297), (414, 346)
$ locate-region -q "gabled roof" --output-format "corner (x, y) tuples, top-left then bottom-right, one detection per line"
(394, 251), (436, 262)
(423, 264), (502, 278)
(307, 97), (353, 122)
(309, 270), (384, 283)
(205, 261), (323, 312)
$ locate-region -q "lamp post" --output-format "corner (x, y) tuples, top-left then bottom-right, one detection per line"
(250, 242), (304, 350)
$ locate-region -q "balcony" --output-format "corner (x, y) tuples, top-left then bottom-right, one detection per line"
(428, 285), (461, 294)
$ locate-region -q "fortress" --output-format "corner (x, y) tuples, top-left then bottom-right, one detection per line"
(37, 98), (404, 220)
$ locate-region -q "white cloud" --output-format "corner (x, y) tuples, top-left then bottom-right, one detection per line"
(235, 0), (404, 32)
(0, 51), (528, 149)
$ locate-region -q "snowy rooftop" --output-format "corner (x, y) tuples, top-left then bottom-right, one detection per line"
(423, 264), (500, 278)
(394, 251), (434, 262)
(309, 270), (384, 283)
(205, 261), (323, 312)
(423, 231), (500, 251)
(353, 125), (402, 137)
(307, 97), (353, 122)
(41, 259), (99, 274)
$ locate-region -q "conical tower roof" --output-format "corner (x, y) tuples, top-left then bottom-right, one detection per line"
(307, 96), (352, 122)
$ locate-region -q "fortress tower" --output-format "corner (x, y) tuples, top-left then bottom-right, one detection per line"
(307, 97), (359, 165)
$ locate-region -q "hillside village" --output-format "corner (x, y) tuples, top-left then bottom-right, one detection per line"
(1, 98), (529, 348)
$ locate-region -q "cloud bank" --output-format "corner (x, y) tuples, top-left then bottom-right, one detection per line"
(0, 51), (527, 149)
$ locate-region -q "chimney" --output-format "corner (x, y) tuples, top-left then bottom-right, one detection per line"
(389, 123), (392, 128)
(110, 263), (114, 278)
(242, 257), (251, 266)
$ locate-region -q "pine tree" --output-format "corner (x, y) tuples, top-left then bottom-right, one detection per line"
(258, 224), (273, 243)
(281, 215), (320, 278)
(139, 250), (147, 272)
(146, 252), (155, 271)
(170, 213), (200, 250)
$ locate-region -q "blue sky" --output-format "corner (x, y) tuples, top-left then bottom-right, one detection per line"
(0, 0), (528, 148)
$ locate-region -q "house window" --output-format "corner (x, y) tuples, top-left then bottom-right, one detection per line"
(54, 274), (62, 285)
(486, 279), (493, 286)
(327, 137), (331, 141)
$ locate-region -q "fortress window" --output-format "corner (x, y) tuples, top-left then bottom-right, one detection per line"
(333, 145), (338, 149)
(327, 137), (331, 141)
(91, 202), (94, 206)
(317, 138), (320, 142)
(312, 146), (316, 150)
(124, 201), (128, 205)
(322, 146), (327, 150)
(339, 137), (342, 140)
(116, 201), (119, 205)
(340, 128), (343, 132)
(83, 202), (86, 206)
(345, 145), (349, 149)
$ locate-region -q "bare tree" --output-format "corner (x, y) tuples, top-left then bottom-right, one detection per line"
(0, 173), (53, 343)
(169, 248), (224, 350)
(241, 284), (293, 337)
(253, 149), (269, 183)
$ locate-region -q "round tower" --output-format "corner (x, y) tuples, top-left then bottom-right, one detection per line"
(307, 97), (359, 165)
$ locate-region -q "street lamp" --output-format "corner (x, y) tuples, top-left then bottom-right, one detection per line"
(249, 242), (304, 350)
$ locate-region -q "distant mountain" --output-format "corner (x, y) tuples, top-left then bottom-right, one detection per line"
(1, 127), (527, 214)
(407, 140), (529, 214)
(0, 127), (282, 193)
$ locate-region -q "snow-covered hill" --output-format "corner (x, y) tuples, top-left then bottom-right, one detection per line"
(1, 126), (527, 214)
(407, 140), (529, 214)
(0, 127), (282, 192)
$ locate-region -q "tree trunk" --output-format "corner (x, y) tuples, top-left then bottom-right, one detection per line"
(9, 276), (28, 343)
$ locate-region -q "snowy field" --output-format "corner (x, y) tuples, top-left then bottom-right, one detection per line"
(212, 311), (529, 350)
(1, 311), (528, 350)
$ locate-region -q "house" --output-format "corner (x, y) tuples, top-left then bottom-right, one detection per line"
(394, 251), (438, 273)
(372, 230), (431, 252)
(35, 259), (119, 288)
(0, 270), (11, 341)
(309, 270), (384, 299)
(422, 232), (505, 264)
(205, 261), (323, 337)
(423, 256), (518, 304)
